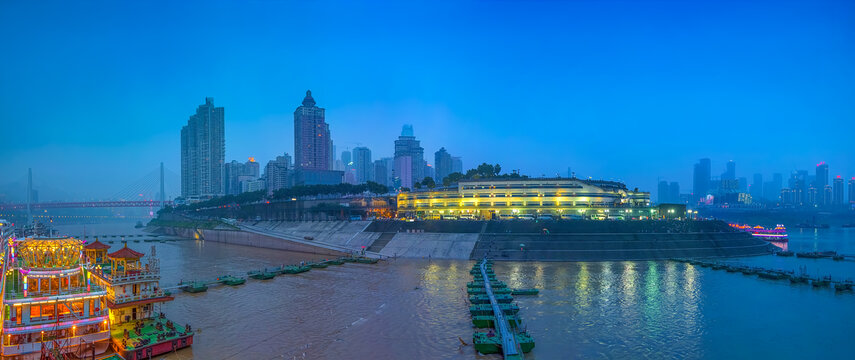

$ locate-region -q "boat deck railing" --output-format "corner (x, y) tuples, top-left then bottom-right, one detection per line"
(480, 259), (520, 358)
(112, 289), (170, 305)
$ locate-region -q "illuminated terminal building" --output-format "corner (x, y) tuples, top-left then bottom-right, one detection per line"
(397, 178), (652, 220)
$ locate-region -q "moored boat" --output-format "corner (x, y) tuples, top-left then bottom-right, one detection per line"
(469, 303), (520, 316)
(181, 281), (209, 293)
(757, 270), (788, 280)
(812, 276), (832, 288)
(471, 314), (521, 328)
(220, 275), (246, 286)
(469, 294), (515, 304)
(833, 279), (853, 292)
(511, 288), (540, 295)
(248, 271), (276, 280)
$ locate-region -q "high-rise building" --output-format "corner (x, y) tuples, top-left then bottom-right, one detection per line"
(823, 185), (833, 206)
(721, 160), (736, 180)
(693, 158), (711, 201)
(832, 176), (844, 206)
(341, 150), (352, 169)
(264, 153), (292, 194)
(669, 182), (680, 204)
(294, 90), (331, 170)
(657, 181), (680, 204)
(658, 181), (669, 204)
(435, 147), (453, 182)
(789, 170), (808, 206)
(751, 174), (763, 200)
(394, 124), (425, 189)
(849, 178), (855, 205)
(373, 159), (388, 186)
(451, 157), (463, 174)
(224, 157), (260, 195)
(181, 97), (225, 198)
(737, 177), (748, 193)
(816, 162), (829, 205)
(353, 147), (373, 184)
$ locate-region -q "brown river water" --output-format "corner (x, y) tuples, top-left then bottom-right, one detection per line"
(56, 223), (855, 360)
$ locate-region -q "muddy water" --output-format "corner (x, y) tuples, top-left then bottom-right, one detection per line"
(56, 223), (855, 359)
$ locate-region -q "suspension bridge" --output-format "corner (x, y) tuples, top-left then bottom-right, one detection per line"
(0, 163), (179, 214)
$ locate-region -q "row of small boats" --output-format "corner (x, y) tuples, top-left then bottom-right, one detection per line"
(467, 260), (536, 356)
(180, 256), (380, 293)
(672, 259), (854, 292)
(776, 250), (848, 261)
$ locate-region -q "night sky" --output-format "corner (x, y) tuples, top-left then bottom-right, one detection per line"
(1, 0), (853, 200)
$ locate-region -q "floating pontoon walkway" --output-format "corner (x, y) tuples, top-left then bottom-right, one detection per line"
(169, 256), (380, 294)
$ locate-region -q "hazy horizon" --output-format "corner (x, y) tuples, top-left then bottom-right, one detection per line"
(2, 0), (853, 202)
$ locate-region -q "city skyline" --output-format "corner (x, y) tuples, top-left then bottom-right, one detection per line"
(1, 0), (853, 201)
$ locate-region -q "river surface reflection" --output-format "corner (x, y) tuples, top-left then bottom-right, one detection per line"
(56, 224), (855, 359)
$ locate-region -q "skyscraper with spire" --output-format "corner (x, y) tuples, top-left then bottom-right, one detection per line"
(294, 90), (331, 171)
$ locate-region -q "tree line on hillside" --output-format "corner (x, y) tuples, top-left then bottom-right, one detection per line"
(160, 163), (523, 214)
(414, 162), (528, 189)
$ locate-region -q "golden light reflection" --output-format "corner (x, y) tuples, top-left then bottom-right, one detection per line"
(576, 262), (591, 309)
(620, 262), (638, 309)
(600, 262), (613, 294)
(664, 261), (677, 297)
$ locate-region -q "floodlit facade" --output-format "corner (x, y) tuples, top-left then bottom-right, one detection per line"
(397, 178), (651, 220)
(1, 236), (111, 359)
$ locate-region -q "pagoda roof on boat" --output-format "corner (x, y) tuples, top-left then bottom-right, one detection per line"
(108, 244), (144, 259)
(84, 239), (111, 250)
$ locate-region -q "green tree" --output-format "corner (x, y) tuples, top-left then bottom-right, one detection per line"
(421, 177), (436, 189)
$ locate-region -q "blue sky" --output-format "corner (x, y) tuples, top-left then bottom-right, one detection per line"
(1, 0), (853, 200)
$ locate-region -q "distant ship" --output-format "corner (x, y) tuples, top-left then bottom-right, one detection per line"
(729, 223), (788, 242)
(134, 221), (144, 228)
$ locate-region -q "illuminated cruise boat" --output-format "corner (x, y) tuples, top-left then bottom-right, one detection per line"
(86, 242), (193, 360)
(0, 236), (111, 359)
(729, 224), (788, 242)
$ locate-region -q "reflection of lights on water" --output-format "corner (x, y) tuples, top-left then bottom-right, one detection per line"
(643, 262), (661, 327)
(620, 262), (638, 307)
(576, 262), (590, 308)
(534, 263), (544, 287)
(682, 264), (699, 329)
(684, 264), (697, 295)
(600, 262), (613, 293)
(664, 261), (677, 297)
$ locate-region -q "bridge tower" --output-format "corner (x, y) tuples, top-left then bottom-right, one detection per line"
(160, 162), (165, 209)
(26, 168), (32, 224)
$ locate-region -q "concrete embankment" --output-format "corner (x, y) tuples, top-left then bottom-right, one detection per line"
(156, 220), (774, 261)
(156, 225), (348, 257)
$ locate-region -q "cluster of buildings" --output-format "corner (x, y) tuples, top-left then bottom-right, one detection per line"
(658, 158), (854, 210)
(179, 91), (463, 201)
